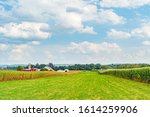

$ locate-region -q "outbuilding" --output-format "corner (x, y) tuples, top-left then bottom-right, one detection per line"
(44, 66), (54, 71)
(64, 69), (69, 72)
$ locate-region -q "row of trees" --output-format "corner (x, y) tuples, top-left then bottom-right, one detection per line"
(2, 63), (150, 71)
(105, 64), (150, 69)
(17, 63), (102, 71)
(55, 64), (101, 70)
(54, 63), (150, 70)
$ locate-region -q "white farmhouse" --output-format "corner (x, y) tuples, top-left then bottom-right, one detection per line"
(57, 69), (69, 72)
(44, 66), (54, 71)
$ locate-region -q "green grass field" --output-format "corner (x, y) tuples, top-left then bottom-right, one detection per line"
(0, 71), (150, 100)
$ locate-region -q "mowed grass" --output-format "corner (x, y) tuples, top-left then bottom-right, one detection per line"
(0, 71), (150, 100)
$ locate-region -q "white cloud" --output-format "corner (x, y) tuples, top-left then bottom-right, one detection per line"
(56, 12), (97, 34)
(10, 0), (125, 34)
(68, 41), (121, 54)
(9, 44), (32, 62)
(100, 0), (150, 8)
(131, 23), (150, 38)
(107, 22), (150, 40)
(0, 22), (51, 39)
(1, 42), (150, 64)
(107, 29), (131, 39)
(97, 9), (125, 24)
(80, 26), (97, 34)
(142, 41), (150, 46)
(0, 44), (8, 50)
(31, 41), (40, 45)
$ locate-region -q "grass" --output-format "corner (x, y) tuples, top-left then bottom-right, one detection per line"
(0, 71), (150, 100)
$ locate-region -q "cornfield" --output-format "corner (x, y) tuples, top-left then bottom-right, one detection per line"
(0, 70), (78, 81)
(100, 68), (150, 83)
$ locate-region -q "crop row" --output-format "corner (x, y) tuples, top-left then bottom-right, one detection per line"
(100, 68), (150, 83)
(0, 71), (78, 81)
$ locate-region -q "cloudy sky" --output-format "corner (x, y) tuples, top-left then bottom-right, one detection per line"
(0, 0), (150, 64)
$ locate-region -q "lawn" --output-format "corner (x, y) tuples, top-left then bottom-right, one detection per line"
(0, 71), (150, 100)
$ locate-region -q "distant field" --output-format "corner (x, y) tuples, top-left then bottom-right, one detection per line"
(0, 70), (78, 81)
(0, 71), (150, 100)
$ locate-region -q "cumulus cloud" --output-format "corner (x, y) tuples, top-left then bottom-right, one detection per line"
(97, 9), (125, 24)
(0, 43), (32, 63)
(68, 41), (121, 54)
(31, 41), (40, 45)
(142, 41), (150, 46)
(0, 43), (8, 50)
(1, 42), (150, 64)
(131, 23), (150, 38)
(0, 22), (51, 39)
(100, 0), (150, 8)
(107, 29), (131, 39)
(10, 0), (125, 34)
(80, 26), (97, 34)
(9, 44), (32, 62)
(107, 22), (150, 40)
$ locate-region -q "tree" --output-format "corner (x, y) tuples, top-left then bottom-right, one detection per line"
(39, 64), (46, 69)
(40, 68), (48, 71)
(35, 63), (40, 69)
(101, 65), (112, 70)
(48, 63), (54, 69)
(17, 66), (24, 71)
(95, 64), (101, 70)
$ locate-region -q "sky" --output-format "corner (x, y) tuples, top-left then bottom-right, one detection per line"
(0, 0), (150, 64)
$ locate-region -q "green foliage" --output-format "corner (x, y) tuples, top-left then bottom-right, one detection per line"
(101, 68), (150, 83)
(56, 64), (102, 70)
(106, 64), (150, 69)
(0, 71), (150, 100)
(40, 68), (48, 71)
(48, 63), (55, 69)
(2, 63), (150, 71)
(17, 66), (24, 71)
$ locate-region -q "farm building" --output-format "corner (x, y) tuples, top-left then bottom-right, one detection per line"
(23, 64), (40, 72)
(44, 66), (54, 71)
(57, 70), (64, 72)
(23, 68), (40, 72)
(57, 69), (69, 72)
(64, 69), (69, 72)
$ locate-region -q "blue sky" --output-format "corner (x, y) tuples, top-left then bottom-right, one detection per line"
(0, 0), (150, 64)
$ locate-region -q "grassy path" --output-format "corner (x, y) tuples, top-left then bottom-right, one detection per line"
(0, 71), (150, 100)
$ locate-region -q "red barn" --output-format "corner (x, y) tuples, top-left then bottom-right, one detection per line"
(23, 68), (39, 72)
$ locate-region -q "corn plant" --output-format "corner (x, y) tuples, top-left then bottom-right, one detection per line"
(100, 68), (150, 83)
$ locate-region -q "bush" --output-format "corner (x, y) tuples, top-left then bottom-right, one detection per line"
(17, 66), (24, 71)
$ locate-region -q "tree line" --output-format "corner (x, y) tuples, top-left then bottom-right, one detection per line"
(1, 63), (150, 71)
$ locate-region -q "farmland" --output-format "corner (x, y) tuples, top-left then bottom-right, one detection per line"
(100, 68), (150, 83)
(0, 70), (78, 81)
(0, 71), (150, 100)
